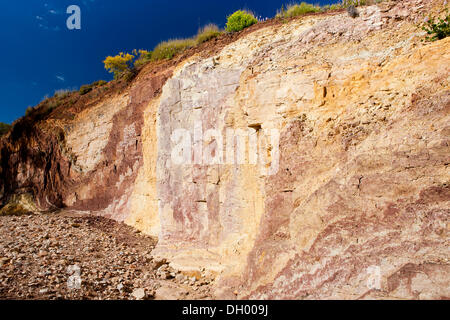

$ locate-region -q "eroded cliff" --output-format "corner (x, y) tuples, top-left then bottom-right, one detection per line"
(1, 0), (449, 299)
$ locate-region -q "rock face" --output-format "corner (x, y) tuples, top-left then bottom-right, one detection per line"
(0, 0), (449, 299)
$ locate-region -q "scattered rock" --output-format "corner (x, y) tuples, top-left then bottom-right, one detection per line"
(175, 274), (186, 282)
(0, 213), (213, 300)
(131, 288), (146, 300)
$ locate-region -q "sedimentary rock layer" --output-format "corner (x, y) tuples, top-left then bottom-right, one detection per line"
(0, 0), (448, 299)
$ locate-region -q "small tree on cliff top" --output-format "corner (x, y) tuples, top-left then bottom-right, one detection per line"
(103, 52), (134, 79)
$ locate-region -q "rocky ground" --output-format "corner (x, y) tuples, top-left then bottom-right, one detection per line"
(0, 212), (214, 300)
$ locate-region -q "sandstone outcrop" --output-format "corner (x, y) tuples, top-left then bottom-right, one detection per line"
(1, 0), (448, 299)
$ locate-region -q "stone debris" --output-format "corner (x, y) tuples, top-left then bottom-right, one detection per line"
(131, 288), (146, 300)
(0, 213), (214, 300)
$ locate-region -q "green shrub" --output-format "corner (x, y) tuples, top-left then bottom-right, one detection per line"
(422, 9), (450, 41)
(151, 38), (196, 61)
(0, 122), (11, 136)
(226, 10), (258, 32)
(196, 24), (222, 44)
(277, 2), (320, 18)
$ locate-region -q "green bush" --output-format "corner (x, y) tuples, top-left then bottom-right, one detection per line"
(196, 24), (222, 44)
(0, 122), (11, 136)
(226, 10), (258, 32)
(151, 38), (196, 61)
(422, 10), (450, 41)
(277, 2), (320, 18)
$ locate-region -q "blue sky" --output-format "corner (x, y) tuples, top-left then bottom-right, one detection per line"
(0, 0), (333, 124)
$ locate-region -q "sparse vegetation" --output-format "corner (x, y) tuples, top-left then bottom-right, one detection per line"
(196, 24), (222, 44)
(79, 80), (107, 95)
(40, 99), (60, 114)
(0, 122), (11, 136)
(54, 89), (73, 99)
(277, 2), (320, 18)
(341, 0), (366, 8)
(277, 0), (383, 19)
(151, 38), (196, 61)
(102, 23), (221, 74)
(79, 85), (92, 95)
(329, 4), (344, 11)
(422, 9), (450, 41)
(24, 97), (60, 119)
(133, 49), (152, 68)
(22, 85), (84, 121)
(98, 0), (383, 80)
(101, 0), (372, 67)
(95, 80), (107, 87)
(226, 10), (258, 32)
(150, 24), (222, 61)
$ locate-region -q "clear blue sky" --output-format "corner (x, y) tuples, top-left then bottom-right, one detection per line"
(0, 0), (333, 124)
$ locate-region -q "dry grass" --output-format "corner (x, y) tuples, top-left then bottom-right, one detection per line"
(151, 38), (196, 60)
(152, 24), (222, 61)
(196, 24), (222, 44)
(277, 2), (321, 18)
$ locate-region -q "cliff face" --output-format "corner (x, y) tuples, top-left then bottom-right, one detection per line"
(1, 0), (449, 299)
